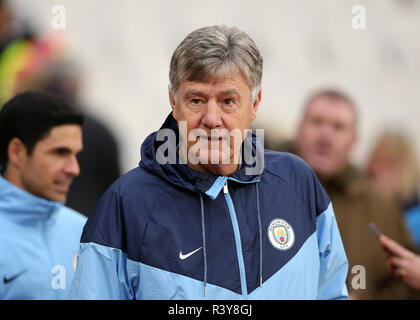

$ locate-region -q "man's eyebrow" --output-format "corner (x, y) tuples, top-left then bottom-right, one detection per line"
(184, 89), (206, 97)
(48, 146), (71, 153)
(184, 89), (240, 97)
(219, 89), (240, 96)
(49, 146), (82, 154)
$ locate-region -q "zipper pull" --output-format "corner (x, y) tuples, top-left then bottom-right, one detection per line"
(223, 181), (228, 194)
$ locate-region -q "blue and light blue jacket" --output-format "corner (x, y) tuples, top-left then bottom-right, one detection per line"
(0, 174), (86, 299)
(69, 113), (348, 300)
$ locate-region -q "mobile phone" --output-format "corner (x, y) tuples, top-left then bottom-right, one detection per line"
(368, 222), (383, 237)
(369, 222), (402, 258)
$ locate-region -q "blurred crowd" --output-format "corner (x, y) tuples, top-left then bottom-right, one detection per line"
(265, 90), (420, 299)
(0, 0), (121, 216)
(1, 0), (420, 300)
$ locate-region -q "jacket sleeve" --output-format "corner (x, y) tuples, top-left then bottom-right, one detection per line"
(68, 186), (138, 300)
(68, 242), (136, 299)
(316, 202), (349, 300)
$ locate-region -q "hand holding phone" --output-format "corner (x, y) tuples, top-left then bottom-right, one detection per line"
(369, 222), (402, 258)
(368, 222), (383, 238)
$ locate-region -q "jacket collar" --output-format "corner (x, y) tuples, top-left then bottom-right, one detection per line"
(0, 173), (63, 222)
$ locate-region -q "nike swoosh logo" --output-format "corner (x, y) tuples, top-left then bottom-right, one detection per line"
(3, 270), (27, 284)
(179, 247), (203, 260)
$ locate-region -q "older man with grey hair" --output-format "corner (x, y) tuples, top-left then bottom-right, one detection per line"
(69, 25), (348, 300)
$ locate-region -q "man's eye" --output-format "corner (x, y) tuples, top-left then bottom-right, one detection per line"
(334, 123), (345, 131)
(223, 99), (233, 105)
(53, 148), (70, 156)
(190, 99), (202, 105)
(309, 117), (322, 126)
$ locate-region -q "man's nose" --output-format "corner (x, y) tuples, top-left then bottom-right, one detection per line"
(202, 99), (223, 129)
(64, 155), (81, 177)
(318, 123), (335, 137)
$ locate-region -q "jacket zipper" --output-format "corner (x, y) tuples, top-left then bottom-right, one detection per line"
(223, 180), (248, 297)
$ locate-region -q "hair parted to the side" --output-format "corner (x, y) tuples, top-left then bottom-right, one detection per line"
(0, 90), (84, 169)
(169, 25), (263, 103)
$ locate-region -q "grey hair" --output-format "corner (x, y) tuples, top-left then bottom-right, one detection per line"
(169, 25), (263, 103)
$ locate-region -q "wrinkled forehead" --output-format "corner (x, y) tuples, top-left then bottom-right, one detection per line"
(182, 62), (252, 91)
(177, 67), (253, 99)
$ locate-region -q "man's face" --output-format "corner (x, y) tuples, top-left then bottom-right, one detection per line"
(296, 96), (356, 178)
(170, 70), (260, 175)
(19, 124), (83, 202)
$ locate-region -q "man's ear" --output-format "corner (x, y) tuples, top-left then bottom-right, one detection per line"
(169, 91), (178, 120)
(251, 90), (262, 121)
(7, 138), (28, 168)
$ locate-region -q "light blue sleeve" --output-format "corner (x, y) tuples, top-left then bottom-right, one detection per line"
(316, 202), (349, 300)
(68, 242), (138, 300)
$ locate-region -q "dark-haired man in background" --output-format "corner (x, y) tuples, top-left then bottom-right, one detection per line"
(0, 91), (87, 299)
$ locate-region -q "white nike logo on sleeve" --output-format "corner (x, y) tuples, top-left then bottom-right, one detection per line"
(179, 247), (203, 260)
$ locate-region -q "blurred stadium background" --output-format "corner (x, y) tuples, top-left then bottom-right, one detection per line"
(6, 0), (420, 174)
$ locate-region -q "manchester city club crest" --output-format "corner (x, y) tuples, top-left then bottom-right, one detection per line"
(268, 218), (295, 250)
